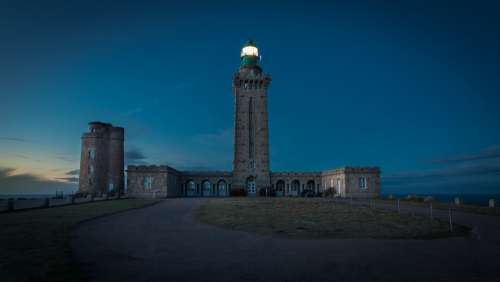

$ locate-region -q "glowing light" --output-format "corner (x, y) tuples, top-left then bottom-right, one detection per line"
(241, 46), (258, 57)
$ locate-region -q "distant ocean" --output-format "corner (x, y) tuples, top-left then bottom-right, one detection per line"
(380, 193), (500, 205)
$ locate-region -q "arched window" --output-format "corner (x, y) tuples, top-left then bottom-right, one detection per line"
(217, 180), (227, 197)
(291, 180), (300, 196)
(202, 180), (212, 196)
(187, 180), (196, 196)
(276, 180), (285, 197)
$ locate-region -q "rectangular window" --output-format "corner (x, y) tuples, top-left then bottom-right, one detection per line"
(359, 177), (367, 189)
(88, 148), (96, 160)
(143, 176), (153, 190)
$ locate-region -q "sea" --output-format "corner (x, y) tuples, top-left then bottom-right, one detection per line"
(380, 193), (500, 205)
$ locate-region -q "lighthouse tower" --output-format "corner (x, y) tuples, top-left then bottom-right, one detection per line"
(232, 40), (272, 196)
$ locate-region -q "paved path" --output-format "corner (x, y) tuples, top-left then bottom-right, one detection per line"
(72, 199), (500, 282)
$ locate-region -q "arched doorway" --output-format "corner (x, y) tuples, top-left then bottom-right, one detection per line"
(291, 180), (300, 197)
(306, 180), (315, 197)
(186, 180), (196, 197)
(217, 180), (227, 197)
(202, 180), (212, 197)
(275, 180), (285, 197)
(246, 176), (256, 196)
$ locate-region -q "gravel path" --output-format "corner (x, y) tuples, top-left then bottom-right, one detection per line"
(72, 198), (500, 282)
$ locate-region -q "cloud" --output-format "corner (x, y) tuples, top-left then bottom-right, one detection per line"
(65, 169), (80, 176)
(0, 167), (77, 195)
(0, 137), (27, 142)
(385, 162), (500, 181)
(125, 148), (148, 165)
(383, 146), (500, 194)
(429, 145), (500, 164)
(56, 177), (79, 183)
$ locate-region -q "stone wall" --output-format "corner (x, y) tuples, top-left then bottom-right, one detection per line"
(321, 167), (380, 198)
(126, 165), (181, 198)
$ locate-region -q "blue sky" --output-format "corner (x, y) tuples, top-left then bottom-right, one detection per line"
(1, 0), (499, 195)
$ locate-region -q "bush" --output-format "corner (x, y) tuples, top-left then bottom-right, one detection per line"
(230, 188), (247, 197)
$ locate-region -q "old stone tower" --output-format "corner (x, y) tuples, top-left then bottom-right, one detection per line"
(78, 122), (124, 195)
(232, 40), (272, 195)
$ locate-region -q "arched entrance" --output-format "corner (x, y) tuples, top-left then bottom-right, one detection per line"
(186, 180), (196, 197)
(202, 180), (212, 197)
(246, 176), (256, 196)
(291, 180), (300, 197)
(306, 180), (315, 197)
(275, 180), (285, 197)
(217, 180), (227, 197)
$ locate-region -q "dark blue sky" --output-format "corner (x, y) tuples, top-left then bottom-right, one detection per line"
(1, 0), (499, 194)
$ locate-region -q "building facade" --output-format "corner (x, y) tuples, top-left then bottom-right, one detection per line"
(79, 41), (380, 198)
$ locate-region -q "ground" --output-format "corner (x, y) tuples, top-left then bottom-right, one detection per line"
(196, 198), (467, 239)
(72, 198), (500, 282)
(0, 199), (160, 282)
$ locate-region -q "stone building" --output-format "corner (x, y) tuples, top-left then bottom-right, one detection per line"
(79, 40), (381, 198)
(78, 122), (124, 195)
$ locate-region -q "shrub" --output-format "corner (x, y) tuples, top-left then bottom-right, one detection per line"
(230, 188), (247, 197)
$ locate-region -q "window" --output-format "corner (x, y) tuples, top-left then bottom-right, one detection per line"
(88, 148), (96, 160)
(88, 165), (94, 175)
(359, 177), (367, 189)
(143, 176), (153, 190)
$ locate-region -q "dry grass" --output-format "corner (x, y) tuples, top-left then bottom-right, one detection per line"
(374, 198), (500, 216)
(196, 198), (469, 240)
(0, 199), (160, 282)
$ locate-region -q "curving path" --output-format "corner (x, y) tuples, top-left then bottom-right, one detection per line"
(72, 198), (500, 282)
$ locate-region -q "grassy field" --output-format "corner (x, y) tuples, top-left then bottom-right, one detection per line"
(373, 198), (500, 216)
(196, 198), (469, 240)
(0, 198), (160, 282)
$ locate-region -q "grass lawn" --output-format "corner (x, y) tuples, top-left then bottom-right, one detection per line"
(373, 198), (500, 216)
(0, 198), (160, 282)
(196, 198), (469, 240)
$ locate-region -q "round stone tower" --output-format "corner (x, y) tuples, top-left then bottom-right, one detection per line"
(78, 122), (124, 196)
(232, 40), (272, 196)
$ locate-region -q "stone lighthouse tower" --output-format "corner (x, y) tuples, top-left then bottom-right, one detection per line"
(232, 40), (272, 196)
